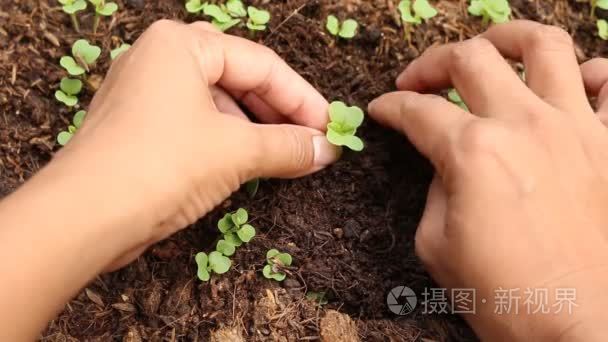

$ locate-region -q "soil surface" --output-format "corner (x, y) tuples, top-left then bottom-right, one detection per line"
(1, 0), (606, 341)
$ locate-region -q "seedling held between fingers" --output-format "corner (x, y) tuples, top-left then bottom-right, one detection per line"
(263, 249), (292, 281)
(326, 15), (358, 39)
(326, 101), (365, 151)
(195, 251), (231, 281)
(57, 110), (86, 146)
(448, 89), (469, 111)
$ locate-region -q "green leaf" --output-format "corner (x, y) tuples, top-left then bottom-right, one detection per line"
(399, 0), (420, 24)
(468, 0), (484, 16)
(599, 0), (608, 10)
(246, 21), (266, 31)
(237, 224), (256, 243)
(97, 2), (118, 16)
(599, 20), (608, 40)
(60, 56), (85, 76)
(326, 15), (339, 36)
(275, 253), (292, 267)
(245, 178), (260, 197)
(204, 4), (232, 23)
(60, 77), (82, 95)
(218, 213), (235, 233)
(413, 0), (438, 20)
(226, 0), (247, 17)
(339, 19), (358, 39)
(248, 6), (270, 25)
(262, 264), (273, 279)
(232, 208), (248, 226)
(185, 0), (207, 13)
(72, 39), (101, 65)
(195, 252), (210, 281)
(224, 232), (243, 247)
(63, 0), (87, 14)
(73, 110), (86, 128)
(213, 18), (241, 32)
(68, 125), (77, 134)
(271, 272), (286, 281)
(208, 251), (231, 274)
(216, 240), (236, 256)
(266, 249), (280, 261)
(55, 90), (78, 107)
(342, 135), (364, 152)
(328, 101), (364, 131)
(57, 131), (73, 146)
(110, 43), (131, 60)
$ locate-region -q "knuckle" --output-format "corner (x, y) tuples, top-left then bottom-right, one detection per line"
(449, 38), (495, 73)
(147, 19), (179, 37)
(529, 25), (573, 50)
(458, 120), (504, 158)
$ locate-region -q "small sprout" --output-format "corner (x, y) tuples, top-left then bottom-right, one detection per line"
(55, 77), (83, 107)
(60, 39), (101, 76)
(326, 101), (364, 152)
(599, 19), (608, 40)
(245, 178), (260, 198)
(226, 0), (247, 17)
(591, 0), (608, 17)
(58, 0), (87, 32)
(195, 251), (232, 281)
(202, 4), (242, 32)
(216, 239), (236, 256)
(448, 89), (469, 111)
(217, 208), (256, 247)
(468, 0), (511, 25)
(185, 0), (207, 13)
(89, 0), (118, 33)
(57, 110), (86, 146)
(110, 43), (131, 60)
(263, 249), (292, 281)
(247, 6), (270, 31)
(398, 0), (438, 25)
(326, 15), (358, 39)
(306, 291), (329, 305)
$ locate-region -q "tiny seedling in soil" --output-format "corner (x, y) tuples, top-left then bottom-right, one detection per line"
(216, 208), (256, 254)
(58, 0), (87, 32)
(57, 110), (86, 146)
(204, 4), (242, 32)
(60, 39), (101, 76)
(89, 0), (118, 34)
(247, 6), (270, 31)
(468, 0), (511, 25)
(263, 249), (292, 281)
(591, 0), (608, 17)
(55, 77), (82, 107)
(185, 0), (207, 13)
(398, 0), (437, 42)
(195, 251), (231, 281)
(599, 19), (608, 40)
(110, 43), (131, 60)
(326, 101), (364, 151)
(448, 89), (469, 111)
(306, 291), (329, 305)
(326, 15), (358, 39)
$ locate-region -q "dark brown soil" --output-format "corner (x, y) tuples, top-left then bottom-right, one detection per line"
(0, 0), (605, 341)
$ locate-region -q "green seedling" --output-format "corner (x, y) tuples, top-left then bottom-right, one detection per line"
(326, 101), (364, 151)
(60, 39), (101, 76)
(263, 249), (292, 281)
(306, 291), (329, 305)
(58, 0), (87, 32)
(599, 19), (608, 40)
(591, 0), (608, 17)
(57, 110), (86, 146)
(195, 251), (231, 281)
(111, 43), (131, 60)
(468, 0), (511, 25)
(55, 77), (83, 107)
(326, 15), (358, 39)
(89, 0), (118, 33)
(199, 4), (241, 32)
(216, 208), (256, 253)
(448, 89), (469, 111)
(247, 6), (270, 31)
(185, 0), (207, 13)
(398, 0), (437, 42)
(226, 0), (247, 17)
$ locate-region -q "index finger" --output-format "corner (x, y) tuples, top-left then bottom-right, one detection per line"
(190, 23), (328, 131)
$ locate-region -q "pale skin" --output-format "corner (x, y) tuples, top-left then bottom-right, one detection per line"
(0, 19), (607, 340)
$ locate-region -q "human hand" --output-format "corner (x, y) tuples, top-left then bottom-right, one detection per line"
(53, 20), (340, 270)
(369, 20), (608, 341)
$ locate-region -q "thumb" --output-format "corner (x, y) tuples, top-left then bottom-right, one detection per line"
(248, 123), (342, 179)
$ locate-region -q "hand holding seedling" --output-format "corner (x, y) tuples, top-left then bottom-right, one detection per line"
(369, 20), (608, 341)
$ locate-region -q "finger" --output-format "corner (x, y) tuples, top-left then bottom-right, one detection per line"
(228, 89), (288, 124)
(189, 24), (329, 131)
(481, 20), (592, 113)
(210, 86), (248, 120)
(581, 58), (608, 119)
(415, 176), (448, 277)
(368, 91), (474, 175)
(396, 38), (539, 119)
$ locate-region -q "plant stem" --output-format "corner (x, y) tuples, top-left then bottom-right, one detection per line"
(93, 14), (100, 34)
(404, 23), (412, 47)
(70, 14), (80, 33)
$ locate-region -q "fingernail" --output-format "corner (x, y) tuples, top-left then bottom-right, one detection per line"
(313, 135), (342, 167)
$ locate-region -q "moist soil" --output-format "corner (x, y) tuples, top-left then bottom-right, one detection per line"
(1, 0), (606, 341)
